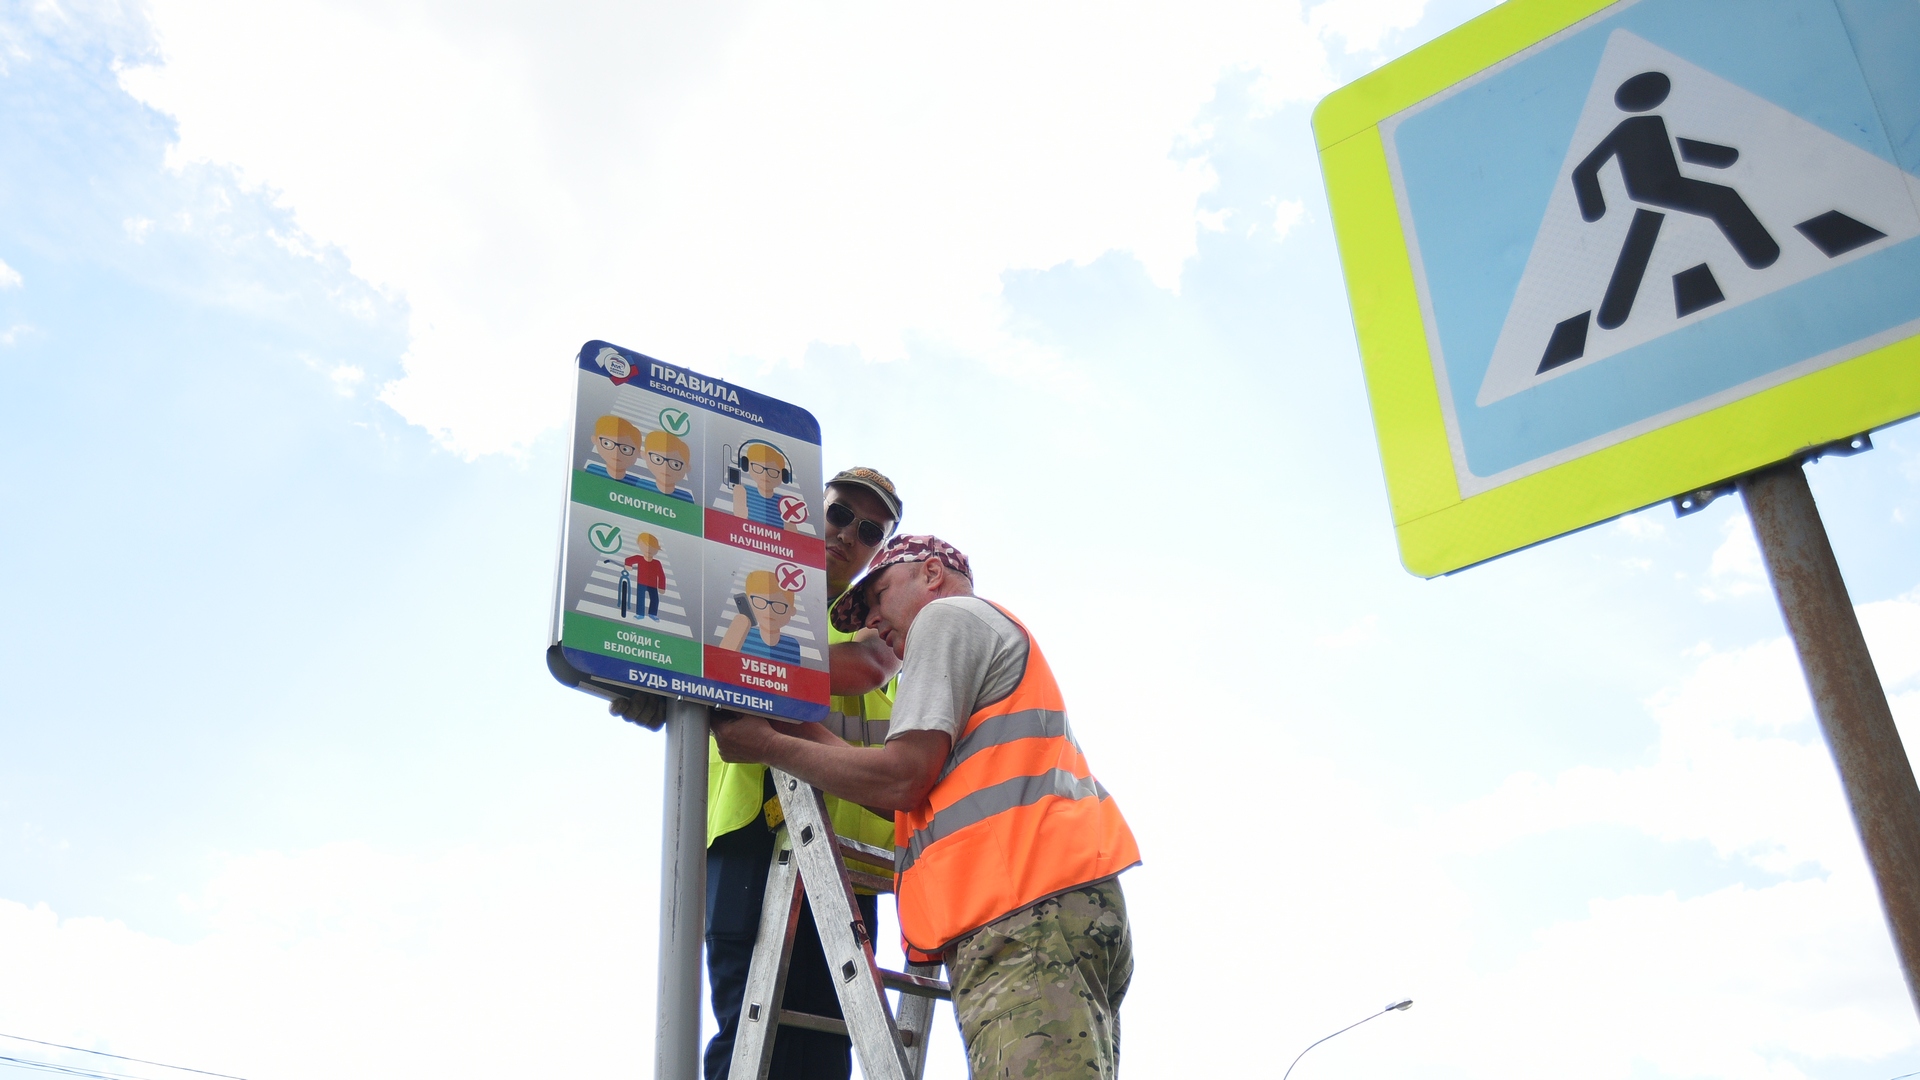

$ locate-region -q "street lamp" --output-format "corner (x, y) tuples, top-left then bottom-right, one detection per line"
(1281, 999), (1413, 1080)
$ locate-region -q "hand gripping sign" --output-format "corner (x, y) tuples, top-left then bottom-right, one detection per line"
(547, 341), (832, 721)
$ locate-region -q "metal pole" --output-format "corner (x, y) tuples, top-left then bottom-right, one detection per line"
(1740, 462), (1920, 1017)
(655, 701), (710, 1080)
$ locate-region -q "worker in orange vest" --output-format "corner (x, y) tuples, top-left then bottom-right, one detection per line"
(712, 535), (1140, 1079)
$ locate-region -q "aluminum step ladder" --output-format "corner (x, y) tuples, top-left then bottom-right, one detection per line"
(728, 767), (950, 1080)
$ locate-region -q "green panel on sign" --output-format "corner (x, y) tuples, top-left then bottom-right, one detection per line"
(571, 470), (702, 536)
(1314, 0), (1920, 576)
(562, 611), (703, 675)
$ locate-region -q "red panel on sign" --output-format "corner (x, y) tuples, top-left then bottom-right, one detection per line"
(704, 509), (826, 567)
(704, 646), (831, 702)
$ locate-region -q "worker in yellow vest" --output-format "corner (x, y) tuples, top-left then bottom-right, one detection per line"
(712, 535), (1140, 1080)
(702, 467), (905, 1080)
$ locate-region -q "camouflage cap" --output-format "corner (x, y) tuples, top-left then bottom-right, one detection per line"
(827, 466), (904, 524)
(830, 534), (972, 632)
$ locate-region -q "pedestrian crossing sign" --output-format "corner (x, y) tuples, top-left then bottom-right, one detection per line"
(1314, 0), (1920, 576)
(547, 341), (834, 721)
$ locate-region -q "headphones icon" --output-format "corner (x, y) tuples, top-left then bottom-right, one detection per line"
(728, 439), (792, 486)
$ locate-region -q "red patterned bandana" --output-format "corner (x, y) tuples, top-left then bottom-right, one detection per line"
(830, 534), (973, 632)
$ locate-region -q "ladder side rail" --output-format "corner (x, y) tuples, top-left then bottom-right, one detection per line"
(771, 769), (913, 1080)
(894, 960), (943, 1080)
(728, 834), (806, 1080)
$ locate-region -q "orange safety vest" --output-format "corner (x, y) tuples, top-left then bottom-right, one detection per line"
(893, 602), (1140, 956)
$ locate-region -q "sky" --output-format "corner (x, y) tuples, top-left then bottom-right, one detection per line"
(1, 1), (1919, 1078)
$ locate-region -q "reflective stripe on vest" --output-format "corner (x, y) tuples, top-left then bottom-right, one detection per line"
(897, 767), (1109, 874)
(940, 707), (1074, 780)
(892, 602), (1139, 954)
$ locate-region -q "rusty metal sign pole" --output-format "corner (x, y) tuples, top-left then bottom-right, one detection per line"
(1741, 462), (1920, 1018)
(655, 701), (710, 1080)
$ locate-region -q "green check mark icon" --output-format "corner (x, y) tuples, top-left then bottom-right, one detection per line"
(589, 523), (622, 554)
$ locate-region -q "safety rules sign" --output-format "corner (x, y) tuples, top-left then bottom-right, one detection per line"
(1316, 0), (1920, 576)
(547, 340), (832, 721)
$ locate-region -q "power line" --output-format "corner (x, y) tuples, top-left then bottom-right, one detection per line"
(0, 1052), (159, 1080)
(0, 1034), (251, 1080)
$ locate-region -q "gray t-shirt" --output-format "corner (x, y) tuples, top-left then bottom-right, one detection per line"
(885, 596), (1032, 742)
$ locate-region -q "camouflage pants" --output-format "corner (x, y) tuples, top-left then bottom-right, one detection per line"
(947, 877), (1133, 1079)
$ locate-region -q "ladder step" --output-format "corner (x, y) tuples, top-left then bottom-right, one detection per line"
(880, 968), (952, 1000)
(836, 834), (895, 869)
(776, 1013), (920, 1049)
(847, 869), (894, 894)
(777, 1010), (849, 1036)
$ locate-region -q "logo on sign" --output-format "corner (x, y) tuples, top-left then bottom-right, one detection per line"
(659, 407), (691, 436)
(1476, 30), (1920, 405)
(775, 562), (807, 593)
(778, 495), (809, 524)
(591, 345), (637, 384)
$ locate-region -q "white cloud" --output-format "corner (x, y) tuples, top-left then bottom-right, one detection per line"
(303, 354), (366, 394)
(1273, 197), (1306, 240)
(1613, 507), (1667, 539)
(1417, 872), (1912, 1079)
(1701, 511), (1767, 599)
(1863, 586), (1920, 690)
(1316, 612), (1378, 648)
(0, 256), (20, 289)
(1309, 0), (1430, 54)
(1384, 594), (1920, 1077)
(119, 0), (1349, 455)
(1119, 592), (1920, 1079)
(1441, 632), (1849, 870)
(0, 842), (655, 1080)
(1436, 582), (1920, 871)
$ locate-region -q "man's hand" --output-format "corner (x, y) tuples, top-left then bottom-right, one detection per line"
(609, 692), (667, 731)
(709, 713), (950, 811)
(829, 631), (901, 696)
(780, 719), (848, 747)
(711, 712), (776, 762)
(711, 713), (840, 763)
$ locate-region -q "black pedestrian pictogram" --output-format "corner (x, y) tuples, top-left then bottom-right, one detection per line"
(1536, 70), (1890, 374)
(1795, 210), (1886, 257)
(1672, 262), (1725, 317)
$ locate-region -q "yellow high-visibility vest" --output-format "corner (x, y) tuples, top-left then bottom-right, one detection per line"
(707, 606), (898, 864)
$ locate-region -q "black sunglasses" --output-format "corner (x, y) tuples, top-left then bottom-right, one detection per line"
(826, 502), (890, 547)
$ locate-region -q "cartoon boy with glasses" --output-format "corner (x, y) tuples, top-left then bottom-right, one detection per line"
(587, 416), (695, 502)
(587, 415), (644, 484)
(718, 569), (802, 663)
(635, 430), (694, 503)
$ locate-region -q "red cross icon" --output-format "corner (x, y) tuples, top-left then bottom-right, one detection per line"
(776, 562), (807, 593)
(779, 495), (809, 524)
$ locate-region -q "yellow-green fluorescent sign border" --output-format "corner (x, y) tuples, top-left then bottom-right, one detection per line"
(1312, 0), (1920, 577)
